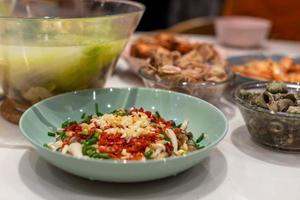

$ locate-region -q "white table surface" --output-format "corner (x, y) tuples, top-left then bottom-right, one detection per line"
(1, 35), (300, 200)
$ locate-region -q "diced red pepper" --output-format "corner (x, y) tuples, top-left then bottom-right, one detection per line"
(64, 124), (82, 133)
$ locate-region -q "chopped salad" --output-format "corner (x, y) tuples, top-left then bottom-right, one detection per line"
(45, 106), (205, 160)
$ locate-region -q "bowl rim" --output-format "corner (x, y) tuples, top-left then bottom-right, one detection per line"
(234, 81), (300, 119)
(19, 87), (228, 165)
(138, 67), (235, 87)
(0, 0), (145, 20)
(228, 53), (298, 63)
(215, 16), (272, 27)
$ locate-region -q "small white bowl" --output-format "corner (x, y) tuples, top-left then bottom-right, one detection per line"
(215, 16), (272, 48)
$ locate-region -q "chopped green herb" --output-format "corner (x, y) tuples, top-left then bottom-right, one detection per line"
(43, 144), (49, 149)
(85, 133), (100, 146)
(82, 145), (96, 156)
(81, 113), (86, 119)
(87, 136), (98, 145)
(61, 120), (77, 128)
(91, 153), (110, 159)
(116, 110), (127, 116)
(95, 103), (103, 116)
(95, 103), (99, 113)
(196, 133), (205, 143)
(61, 120), (69, 128)
(87, 149), (96, 156)
(60, 132), (67, 141)
(189, 133), (206, 150)
(82, 115), (92, 123)
(94, 132), (100, 138)
(124, 110), (129, 116)
(169, 120), (176, 127)
(175, 123), (182, 128)
(81, 141), (89, 145)
(196, 145), (205, 150)
(144, 150), (153, 159)
(47, 132), (56, 137)
(155, 111), (161, 118)
(110, 109), (117, 114)
(110, 109), (128, 116)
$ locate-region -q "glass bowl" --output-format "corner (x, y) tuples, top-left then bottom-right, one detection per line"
(234, 81), (300, 152)
(0, 0), (144, 113)
(139, 67), (235, 104)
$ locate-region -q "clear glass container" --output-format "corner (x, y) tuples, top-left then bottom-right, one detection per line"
(0, 0), (144, 112)
(139, 67), (234, 105)
(234, 81), (300, 152)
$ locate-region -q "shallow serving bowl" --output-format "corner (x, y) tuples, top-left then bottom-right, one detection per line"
(234, 81), (300, 152)
(20, 88), (228, 182)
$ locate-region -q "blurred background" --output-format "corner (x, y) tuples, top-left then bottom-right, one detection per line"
(5, 0), (300, 41)
(134, 0), (300, 41)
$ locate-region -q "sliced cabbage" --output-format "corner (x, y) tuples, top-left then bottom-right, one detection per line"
(166, 129), (178, 152)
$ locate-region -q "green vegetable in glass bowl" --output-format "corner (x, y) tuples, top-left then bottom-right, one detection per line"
(0, 0), (144, 113)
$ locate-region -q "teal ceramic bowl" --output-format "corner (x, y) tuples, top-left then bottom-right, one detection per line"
(20, 88), (228, 182)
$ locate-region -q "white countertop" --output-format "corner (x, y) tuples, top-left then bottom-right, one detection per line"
(0, 35), (300, 200)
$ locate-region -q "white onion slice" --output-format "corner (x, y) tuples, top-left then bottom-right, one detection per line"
(61, 145), (69, 154)
(68, 143), (83, 158)
(151, 143), (166, 158)
(166, 129), (178, 152)
(48, 140), (63, 151)
(180, 120), (189, 131)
